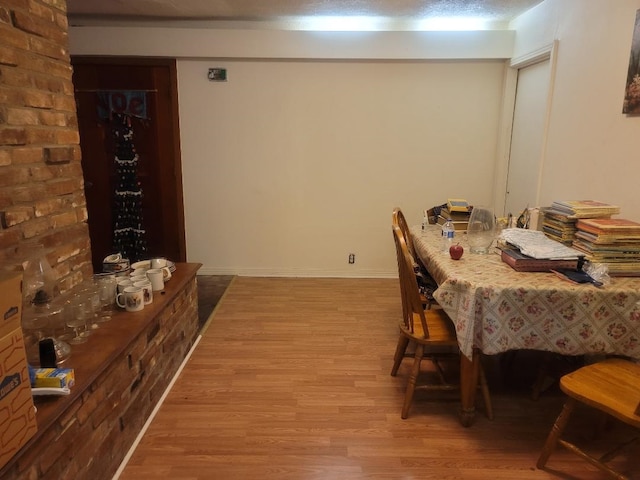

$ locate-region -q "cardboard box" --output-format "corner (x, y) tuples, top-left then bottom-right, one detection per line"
(34, 368), (75, 389)
(0, 272), (23, 339)
(0, 326), (38, 470)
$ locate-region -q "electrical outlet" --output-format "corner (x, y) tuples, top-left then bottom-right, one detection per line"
(348, 253), (355, 264)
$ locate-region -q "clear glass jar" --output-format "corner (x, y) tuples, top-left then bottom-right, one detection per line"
(467, 205), (496, 254)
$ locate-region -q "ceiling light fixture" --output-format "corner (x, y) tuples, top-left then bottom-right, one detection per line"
(414, 17), (490, 31)
(286, 15), (492, 32)
(294, 16), (387, 31)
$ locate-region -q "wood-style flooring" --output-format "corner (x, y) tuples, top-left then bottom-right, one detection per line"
(119, 277), (639, 480)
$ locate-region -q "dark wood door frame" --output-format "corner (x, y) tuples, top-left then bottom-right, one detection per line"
(71, 56), (187, 267)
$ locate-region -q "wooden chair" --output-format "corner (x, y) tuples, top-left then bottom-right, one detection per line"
(537, 358), (640, 479)
(392, 207), (438, 306)
(390, 225), (493, 420)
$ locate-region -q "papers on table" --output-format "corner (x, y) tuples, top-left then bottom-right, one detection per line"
(499, 228), (584, 260)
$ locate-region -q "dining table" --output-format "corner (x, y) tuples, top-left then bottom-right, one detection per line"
(411, 225), (640, 427)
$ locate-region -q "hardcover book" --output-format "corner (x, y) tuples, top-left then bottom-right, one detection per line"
(439, 207), (471, 221)
(550, 200), (620, 219)
(446, 198), (470, 213)
(500, 248), (581, 272)
(576, 218), (640, 235)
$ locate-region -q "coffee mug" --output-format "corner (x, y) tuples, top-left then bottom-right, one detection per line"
(150, 257), (167, 269)
(117, 278), (133, 293)
(116, 286), (144, 312)
(160, 266), (171, 281)
(133, 280), (153, 305)
(146, 268), (165, 291)
(130, 268), (148, 277)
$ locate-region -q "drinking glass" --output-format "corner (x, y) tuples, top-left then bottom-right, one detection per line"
(94, 274), (117, 322)
(66, 297), (91, 344)
(78, 286), (101, 331)
(467, 205), (496, 254)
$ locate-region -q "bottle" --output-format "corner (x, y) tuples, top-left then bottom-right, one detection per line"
(421, 210), (430, 235)
(441, 218), (455, 253)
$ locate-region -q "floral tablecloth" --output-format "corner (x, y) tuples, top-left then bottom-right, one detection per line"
(411, 225), (640, 361)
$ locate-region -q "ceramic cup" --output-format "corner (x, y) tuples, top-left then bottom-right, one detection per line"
(133, 280), (153, 305)
(117, 278), (133, 294)
(160, 266), (172, 281)
(150, 257), (167, 269)
(130, 268), (148, 277)
(116, 286), (144, 312)
(130, 275), (147, 284)
(146, 268), (165, 291)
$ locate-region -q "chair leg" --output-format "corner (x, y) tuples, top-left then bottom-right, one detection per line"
(537, 397), (576, 469)
(479, 364), (493, 420)
(539, 398), (632, 479)
(401, 343), (424, 419)
(391, 336), (410, 377)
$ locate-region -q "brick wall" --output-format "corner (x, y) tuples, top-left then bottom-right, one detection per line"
(0, 3), (202, 478)
(0, 0), (92, 291)
(0, 271), (200, 479)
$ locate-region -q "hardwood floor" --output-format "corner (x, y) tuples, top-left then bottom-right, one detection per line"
(119, 277), (639, 480)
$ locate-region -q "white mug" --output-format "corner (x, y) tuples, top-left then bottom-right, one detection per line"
(160, 266), (171, 281)
(130, 268), (148, 277)
(150, 257), (167, 269)
(116, 286), (144, 312)
(133, 280), (153, 305)
(146, 268), (165, 291)
(117, 278), (133, 293)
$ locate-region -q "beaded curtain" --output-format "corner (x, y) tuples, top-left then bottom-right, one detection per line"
(110, 112), (148, 262)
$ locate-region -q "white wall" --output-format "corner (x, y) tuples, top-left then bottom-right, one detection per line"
(509, 0), (640, 219)
(69, 1), (640, 277)
(68, 27), (510, 276)
(179, 59), (505, 276)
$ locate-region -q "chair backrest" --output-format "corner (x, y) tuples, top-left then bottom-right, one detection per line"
(392, 208), (418, 260)
(392, 225), (430, 338)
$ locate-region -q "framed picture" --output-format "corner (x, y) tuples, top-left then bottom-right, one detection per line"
(623, 9), (640, 113)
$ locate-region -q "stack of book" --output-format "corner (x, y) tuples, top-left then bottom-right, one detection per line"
(573, 218), (640, 276)
(541, 200), (620, 245)
(540, 209), (578, 245)
(437, 206), (472, 231)
(499, 228), (583, 272)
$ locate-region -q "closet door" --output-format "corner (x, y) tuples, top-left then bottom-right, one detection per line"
(504, 57), (551, 218)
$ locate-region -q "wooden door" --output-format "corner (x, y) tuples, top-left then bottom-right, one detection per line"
(72, 58), (186, 271)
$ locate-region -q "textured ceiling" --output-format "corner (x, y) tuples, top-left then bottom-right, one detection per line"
(66, 0), (544, 24)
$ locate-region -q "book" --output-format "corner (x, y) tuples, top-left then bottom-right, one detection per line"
(549, 200), (620, 219)
(437, 215), (468, 231)
(447, 198), (470, 213)
(540, 208), (579, 245)
(575, 230), (640, 244)
(576, 218), (640, 235)
(500, 248), (581, 272)
(439, 207), (471, 221)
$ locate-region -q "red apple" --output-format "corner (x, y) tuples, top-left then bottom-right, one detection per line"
(449, 243), (464, 260)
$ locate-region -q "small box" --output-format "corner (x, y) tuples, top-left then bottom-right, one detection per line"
(0, 272), (22, 339)
(34, 368), (75, 389)
(0, 326), (38, 470)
